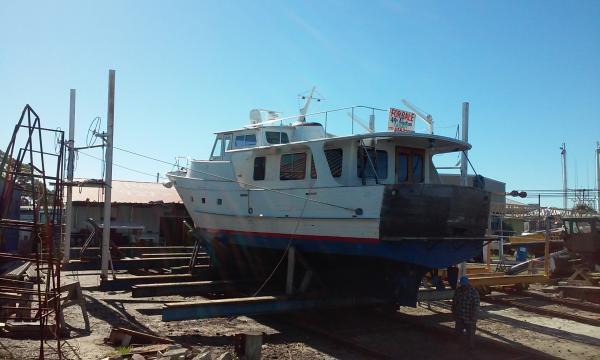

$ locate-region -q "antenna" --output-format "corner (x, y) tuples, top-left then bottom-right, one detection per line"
(401, 99), (434, 134)
(298, 86), (324, 122)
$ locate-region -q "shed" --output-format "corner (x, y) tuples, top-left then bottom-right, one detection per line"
(70, 179), (191, 246)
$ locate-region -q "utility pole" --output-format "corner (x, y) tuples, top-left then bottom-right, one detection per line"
(459, 102), (469, 279)
(596, 142), (599, 213)
(560, 143), (567, 210)
(460, 102), (469, 186)
(63, 89), (76, 262)
(101, 70), (115, 280)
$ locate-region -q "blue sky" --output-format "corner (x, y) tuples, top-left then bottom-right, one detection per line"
(1, 0), (599, 208)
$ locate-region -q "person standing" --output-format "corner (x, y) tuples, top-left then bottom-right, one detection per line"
(452, 276), (480, 349)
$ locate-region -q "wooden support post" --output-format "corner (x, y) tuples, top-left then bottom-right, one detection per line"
(286, 246), (295, 295)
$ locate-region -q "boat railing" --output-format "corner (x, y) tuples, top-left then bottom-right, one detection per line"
(171, 156), (191, 174)
(246, 105), (389, 138)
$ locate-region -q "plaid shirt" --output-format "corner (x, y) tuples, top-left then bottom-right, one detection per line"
(452, 286), (480, 323)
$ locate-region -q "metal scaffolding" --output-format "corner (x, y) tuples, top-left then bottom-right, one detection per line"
(0, 105), (65, 359)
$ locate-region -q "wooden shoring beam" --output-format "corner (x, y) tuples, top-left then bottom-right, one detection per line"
(485, 295), (600, 327)
(99, 269), (212, 291)
(64, 256), (208, 271)
(140, 253), (203, 258)
(132, 280), (246, 298)
(469, 274), (548, 287)
(559, 285), (600, 304)
(162, 296), (390, 321)
(70, 246), (195, 258)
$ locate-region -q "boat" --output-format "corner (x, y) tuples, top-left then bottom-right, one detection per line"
(166, 94), (491, 305)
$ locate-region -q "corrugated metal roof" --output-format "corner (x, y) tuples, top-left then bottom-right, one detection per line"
(71, 179), (182, 204)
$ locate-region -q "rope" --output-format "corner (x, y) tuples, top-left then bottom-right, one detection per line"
(249, 177), (313, 298)
(461, 150), (478, 176)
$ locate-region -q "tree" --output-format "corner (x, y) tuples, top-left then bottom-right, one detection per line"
(0, 149), (54, 206)
(572, 202), (596, 215)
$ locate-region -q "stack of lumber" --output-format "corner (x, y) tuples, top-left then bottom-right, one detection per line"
(0, 261), (31, 280)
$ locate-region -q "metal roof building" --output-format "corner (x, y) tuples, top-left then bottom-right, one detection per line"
(69, 180), (190, 247)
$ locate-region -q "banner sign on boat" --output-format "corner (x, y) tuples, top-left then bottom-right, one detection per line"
(388, 108), (415, 133)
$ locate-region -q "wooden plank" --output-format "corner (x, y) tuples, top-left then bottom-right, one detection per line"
(0, 278), (34, 289)
(71, 246), (194, 258)
(107, 327), (174, 345)
(99, 270), (212, 291)
(469, 274), (548, 287)
(417, 289), (455, 301)
(6, 262), (31, 279)
(162, 296), (389, 321)
(4, 321), (58, 338)
(64, 256), (209, 271)
(485, 296), (600, 327)
(559, 285), (600, 304)
(141, 252), (203, 258)
(132, 280), (242, 298)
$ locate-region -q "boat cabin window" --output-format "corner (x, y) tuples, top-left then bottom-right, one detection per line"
(234, 133), (257, 148)
(310, 149), (343, 179)
(357, 149), (387, 180)
(280, 153), (306, 180)
(266, 131), (289, 144)
(253, 157), (266, 180)
(210, 136), (224, 160)
(210, 133), (233, 160)
(395, 147), (424, 183)
(223, 134), (232, 150)
(326, 149), (343, 177)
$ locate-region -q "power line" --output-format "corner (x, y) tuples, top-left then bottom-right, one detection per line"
(77, 150), (168, 181)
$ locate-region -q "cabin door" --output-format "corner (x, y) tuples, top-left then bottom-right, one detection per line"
(395, 147), (425, 184)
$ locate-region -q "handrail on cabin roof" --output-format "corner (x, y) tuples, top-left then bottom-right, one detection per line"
(243, 105), (388, 129)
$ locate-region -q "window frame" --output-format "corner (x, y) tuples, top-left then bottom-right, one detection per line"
(265, 131), (290, 144)
(325, 148), (344, 178)
(395, 147), (424, 184)
(234, 133), (257, 148)
(357, 148), (387, 180)
(280, 152), (307, 180)
(253, 156), (266, 181)
(210, 135), (223, 160)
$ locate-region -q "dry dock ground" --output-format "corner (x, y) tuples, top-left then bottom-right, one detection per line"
(1, 271), (599, 360)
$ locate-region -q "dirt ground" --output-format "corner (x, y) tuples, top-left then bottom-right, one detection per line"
(1, 271), (599, 360)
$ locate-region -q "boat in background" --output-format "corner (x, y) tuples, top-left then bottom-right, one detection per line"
(166, 93), (491, 305)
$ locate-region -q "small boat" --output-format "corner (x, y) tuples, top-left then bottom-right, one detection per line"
(166, 94), (491, 305)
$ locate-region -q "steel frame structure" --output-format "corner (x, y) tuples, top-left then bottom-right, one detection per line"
(0, 105), (64, 359)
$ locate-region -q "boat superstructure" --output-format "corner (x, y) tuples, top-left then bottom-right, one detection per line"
(166, 100), (491, 305)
